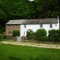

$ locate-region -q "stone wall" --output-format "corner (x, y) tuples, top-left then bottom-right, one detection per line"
(6, 24), (20, 36)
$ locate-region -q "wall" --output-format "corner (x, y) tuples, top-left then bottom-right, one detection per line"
(6, 24), (20, 36)
(20, 23), (59, 37)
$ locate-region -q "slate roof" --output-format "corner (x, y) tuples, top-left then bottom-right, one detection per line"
(6, 18), (58, 25)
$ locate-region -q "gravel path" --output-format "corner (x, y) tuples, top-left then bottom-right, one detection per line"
(0, 41), (60, 49)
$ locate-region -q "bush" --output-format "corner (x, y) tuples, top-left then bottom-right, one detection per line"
(12, 30), (20, 37)
(48, 30), (60, 43)
(26, 29), (35, 40)
(41, 36), (48, 41)
(35, 29), (47, 41)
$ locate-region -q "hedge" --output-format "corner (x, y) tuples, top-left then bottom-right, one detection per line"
(12, 30), (20, 37)
(48, 29), (60, 42)
(35, 29), (47, 41)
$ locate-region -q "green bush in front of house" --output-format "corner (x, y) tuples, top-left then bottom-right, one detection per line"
(12, 30), (20, 37)
(26, 29), (60, 43)
(35, 29), (47, 41)
(48, 29), (60, 43)
(26, 29), (35, 40)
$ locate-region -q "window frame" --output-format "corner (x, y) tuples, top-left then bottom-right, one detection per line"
(40, 24), (43, 28)
(50, 24), (52, 28)
(24, 25), (26, 28)
(8, 25), (10, 28)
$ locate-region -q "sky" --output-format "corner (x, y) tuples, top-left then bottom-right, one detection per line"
(28, 0), (34, 1)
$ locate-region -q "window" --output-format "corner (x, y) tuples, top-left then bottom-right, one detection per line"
(8, 25), (10, 27)
(40, 24), (43, 28)
(50, 24), (52, 28)
(24, 25), (26, 28)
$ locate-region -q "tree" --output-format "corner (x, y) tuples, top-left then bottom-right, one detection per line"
(0, 0), (60, 28)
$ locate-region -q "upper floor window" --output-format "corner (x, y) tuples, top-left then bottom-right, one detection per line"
(40, 24), (43, 28)
(50, 24), (52, 28)
(8, 25), (10, 27)
(24, 25), (26, 28)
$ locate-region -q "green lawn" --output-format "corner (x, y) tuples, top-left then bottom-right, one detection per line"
(0, 44), (60, 60)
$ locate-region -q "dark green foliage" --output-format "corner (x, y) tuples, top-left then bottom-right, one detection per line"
(12, 30), (20, 37)
(26, 29), (35, 40)
(48, 30), (60, 43)
(40, 36), (48, 41)
(0, 27), (5, 33)
(35, 29), (47, 41)
(26, 29), (47, 41)
(0, 0), (60, 27)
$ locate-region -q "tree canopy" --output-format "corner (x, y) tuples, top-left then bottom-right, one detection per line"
(0, 0), (60, 27)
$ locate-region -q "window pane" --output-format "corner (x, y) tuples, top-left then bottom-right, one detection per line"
(50, 24), (52, 28)
(8, 25), (10, 27)
(40, 24), (43, 28)
(24, 25), (26, 28)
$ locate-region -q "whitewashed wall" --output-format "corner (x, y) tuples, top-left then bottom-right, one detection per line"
(20, 21), (59, 37)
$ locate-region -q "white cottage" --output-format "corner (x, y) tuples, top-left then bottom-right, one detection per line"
(6, 16), (60, 38)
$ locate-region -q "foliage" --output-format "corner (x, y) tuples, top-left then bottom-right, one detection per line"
(48, 30), (60, 43)
(40, 36), (48, 41)
(26, 29), (35, 40)
(0, 0), (60, 27)
(12, 30), (20, 37)
(0, 27), (5, 33)
(35, 29), (47, 41)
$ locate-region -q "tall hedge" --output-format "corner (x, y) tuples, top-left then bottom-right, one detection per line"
(35, 29), (47, 41)
(12, 30), (20, 37)
(48, 30), (60, 42)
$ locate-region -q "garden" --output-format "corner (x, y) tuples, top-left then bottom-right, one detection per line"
(26, 29), (60, 43)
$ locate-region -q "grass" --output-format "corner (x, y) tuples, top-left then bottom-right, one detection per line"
(0, 44), (60, 60)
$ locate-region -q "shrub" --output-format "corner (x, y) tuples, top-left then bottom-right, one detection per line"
(41, 36), (48, 41)
(26, 29), (35, 40)
(12, 30), (20, 37)
(48, 29), (60, 43)
(35, 29), (47, 41)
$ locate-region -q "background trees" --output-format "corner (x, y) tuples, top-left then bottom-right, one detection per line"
(0, 0), (60, 31)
